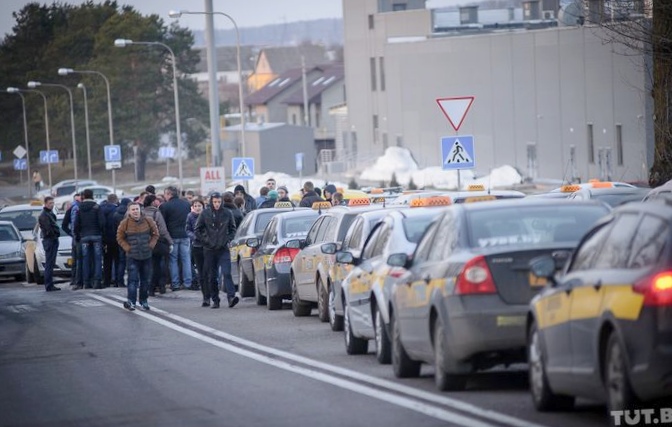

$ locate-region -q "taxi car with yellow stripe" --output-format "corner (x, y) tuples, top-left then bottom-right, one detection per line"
(246, 208), (320, 310)
(229, 202), (306, 297)
(565, 185), (649, 207)
(336, 207), (444, 361)
(389, 186), (525, 206)
(386, 199), (610, 391)
(289, 198), (387, 320)
(526, 201), (672, 413)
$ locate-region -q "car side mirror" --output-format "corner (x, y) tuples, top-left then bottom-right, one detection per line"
(246, 237), (260, 249)
(529, 255), (556, 283)
(321, 242), (338, 255)
(387, 253), (410, 268)
(286, 239), (305, 250)
(335, 251), (356, 265)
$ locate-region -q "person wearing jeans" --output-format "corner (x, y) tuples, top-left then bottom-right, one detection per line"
(169, 238), (192, 290)
(74, 189), (105, 289)
(81, 235), (103, 288)
(38, 196), (61, 292)
(186, 199), (206, 305)
(159, 186), (192, 291)
(117, 202), (158, 311)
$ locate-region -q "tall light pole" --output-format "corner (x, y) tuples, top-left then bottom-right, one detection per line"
(58, 68), (115, 190)
(27, 81), (78, 182)
(78, 83), (92, 180)
(169, 9), (246, 164)
(114, 38), (184, 191)
(6, 88), (32, 196)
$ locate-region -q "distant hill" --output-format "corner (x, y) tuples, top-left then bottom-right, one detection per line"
(192, 18), (343, 47)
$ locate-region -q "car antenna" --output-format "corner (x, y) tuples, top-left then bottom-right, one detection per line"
(561, 159), (571, 185)
(616, 167), (629, 184)
(488, 168), (492, 195)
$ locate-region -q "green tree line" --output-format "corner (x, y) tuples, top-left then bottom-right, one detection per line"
(0, 1), (209, 181)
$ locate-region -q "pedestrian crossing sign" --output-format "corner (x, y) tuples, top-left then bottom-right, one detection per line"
(441, 135), (475, 170)
(232, 157), (255, 180)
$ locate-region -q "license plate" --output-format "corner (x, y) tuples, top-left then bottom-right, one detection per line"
(66, 258), (74, 267)
(529, 272), (547, 287)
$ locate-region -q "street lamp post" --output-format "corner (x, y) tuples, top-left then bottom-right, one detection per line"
(169, 9), (246, 165)
(6, 88), (32, 196)
(78, 83), (92, 180)
(27, 81), (78, 183)
(58, 68), (116, 191)
(114, 38), (184, 191)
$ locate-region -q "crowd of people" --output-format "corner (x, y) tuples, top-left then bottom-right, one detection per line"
(37, 178), (346, 311)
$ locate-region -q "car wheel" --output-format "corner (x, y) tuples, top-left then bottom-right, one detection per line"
(291, 274), (311, 317)
(317, 277), (329, 322)
(329, 282), (344, 331)
(344, 302), (368, 355)
(266, 280), (282, 311)
(33, 256), (45, 285)
(605, 333), (638, 412)
(528, 321), (575, 411)
(391, 311), (421, 378)
(434, 317), (467, 391)
(238, 261), (254, 298)
(374, 306), (391, 364)
(255, 277), (267, 306)
(25, 262), (35, 284)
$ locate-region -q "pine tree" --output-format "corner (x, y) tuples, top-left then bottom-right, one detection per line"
(407, 177), (418, 190)
(348, 177), (359, 189)
(389, 173), (400, 188)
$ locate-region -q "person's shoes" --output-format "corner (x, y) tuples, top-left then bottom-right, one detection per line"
(201, 301), (210, 307)
(171, 287), (180, 292)
(71, 284), (82, 290)
(228, 296), (239, 308)
(123, 301), (135, 311)
(159, 286), (166, 295)
(211, 301), (220, 309)
(46, 286), (61, 292)
(84, 284), (92, 289)
(93, 280), (102, 289)
(149, 289), (155, 297)
(140, 302), (150, 311)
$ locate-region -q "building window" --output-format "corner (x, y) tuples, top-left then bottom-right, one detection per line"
(616, 124), (623, 166)
(368, 14), (374, 30)
(392, 3), (407, 11)
(587, 123), (595, 164)
(396, 135), (403, 147)
(379, 57), (386, 92)
(373, 115), (378, 143)
(370, 57), (377, 91)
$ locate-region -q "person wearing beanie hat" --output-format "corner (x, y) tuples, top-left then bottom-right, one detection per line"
(323, 184), (337, 203)
(145, 185), (156, 195)
(234, 184), (257, 215)
(259, 190), (279, 209)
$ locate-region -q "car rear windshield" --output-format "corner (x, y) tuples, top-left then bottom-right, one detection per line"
(0, 224), (20, 241)
(467, 205), (608, 248)
(282, 215), (317, 238)
(254, 212), (280, 234)
(403, 216), (435, 243)
(0, 210), (40, 231)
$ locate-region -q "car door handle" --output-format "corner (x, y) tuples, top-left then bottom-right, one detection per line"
(423, 275), (431, 284)
(593, 280), (602, 291)
(564, 287), (572, 296)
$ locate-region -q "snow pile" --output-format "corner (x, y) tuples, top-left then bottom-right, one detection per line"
(360, 146), (419, 182)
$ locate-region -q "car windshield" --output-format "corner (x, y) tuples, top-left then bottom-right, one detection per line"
(402, 215), (435, 243)
(56, 185), (77, 196)
(467, 205), (609, 248)
(254, 212), (281, 234)
(0, 210), (40, 231)
(282, 215), (317, 238)
(0, 224), (20, 241)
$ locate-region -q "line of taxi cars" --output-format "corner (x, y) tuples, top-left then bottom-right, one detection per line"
(229, 179), (671, 421)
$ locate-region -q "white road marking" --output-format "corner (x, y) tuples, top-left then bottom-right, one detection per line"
(95, 293), (548, 427)
(70, 300), (105, 307)
(6, 304), (36, 313)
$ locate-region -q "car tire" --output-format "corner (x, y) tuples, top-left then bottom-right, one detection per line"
(317, 277), (329, 322)
(528, 321), (575, 411)
(25, 263), (35, 284)
(344, 303), (368, 355)
(255, 278), (267, 306)
(434, 317), (467, 391)
(291, 274), (311, 317)
(266, 280), (282, 311)
(238, 261), (254, 298)
(329, 282), (344, 332)
(374, 306), (391, 364)
(33, 256), (45, 285)
(391, 311), (421, 378)
(605, 333), (639, 412)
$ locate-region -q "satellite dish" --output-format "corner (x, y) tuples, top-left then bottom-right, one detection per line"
(559, 1), (584, 26)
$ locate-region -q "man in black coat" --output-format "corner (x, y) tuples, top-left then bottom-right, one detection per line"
(299, 181), (325, 208)
(100, 194), (119, 287)
(75, 189), (106, 289)
(222, 191), (244, 228)
(38, 197), (61, 292)
(194, 192), (238, 309)
(61, 193), (82, 289)
(160, 186), (192, 291)
(234, 185), (257, 215)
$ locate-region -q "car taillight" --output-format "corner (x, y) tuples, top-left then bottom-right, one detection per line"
(455, 255), (496, 295)
(274, 247), (299, 264)
(389, 267), (405, 279)
(634, 271), (672, 306)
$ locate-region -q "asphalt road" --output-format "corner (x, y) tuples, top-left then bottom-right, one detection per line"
(0, 277), (610, 427)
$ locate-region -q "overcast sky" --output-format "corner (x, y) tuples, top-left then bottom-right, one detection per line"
(2, 0), (465, 38)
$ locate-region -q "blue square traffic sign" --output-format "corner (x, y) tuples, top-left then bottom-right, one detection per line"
(232, 157), (254, 180)
(104, 145), (122, 162)
(40, 150), (59, 164)
(441, 135), (475, 170)
(13, 158), (27, 170)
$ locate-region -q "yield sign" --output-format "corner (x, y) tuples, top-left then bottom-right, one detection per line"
(436, 96), (475, 132)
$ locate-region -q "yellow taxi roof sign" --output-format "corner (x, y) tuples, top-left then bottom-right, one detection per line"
(347, 197), (371, 207)
(464, 195), (497, 203)
(410, 196), (452, 208)
(30, 200), (43, 206)
(591, 181), (614, 189)
(467, 184), (485, 191)
(312, 201), (332, 210)
(561, 184), (581, 193)
(370, 188), (384, 194)
(588, 178), (600, 183)
(371, 197), (386, 204)
(274, 202), (294, 209)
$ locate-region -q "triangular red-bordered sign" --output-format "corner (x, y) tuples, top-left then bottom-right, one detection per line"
(436, 96), (475, 132)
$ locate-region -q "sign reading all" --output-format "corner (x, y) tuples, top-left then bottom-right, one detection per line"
(200, 166), (226, 196)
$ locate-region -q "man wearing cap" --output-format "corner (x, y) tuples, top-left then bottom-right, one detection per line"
(323, 184), (337, 205)
(259, 190), (279, 209)
(234, 185), (257, 215)
(277, 186), (291, 203)
(194, 192), (239, 309)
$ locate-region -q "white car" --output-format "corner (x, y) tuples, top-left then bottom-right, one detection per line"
(54, 185), (123, 210)
(0, 203), (58, 240)
(0, 220), (26, 281)
(24, 214), (73, 284)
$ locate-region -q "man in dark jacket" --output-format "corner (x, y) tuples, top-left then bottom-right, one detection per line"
(38, 196), (61, 292)
(234, 185), (257, 215)
(100, 194), (119, 288)
(194, 192), (238, 309)
(160, 186), (192, 291)
(74, 189), (105, 289)
(113, 198), (131, 287)
(299, 181), (325, 208)
(222, 191), (244, 228)
(61, 193), (82, 289)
